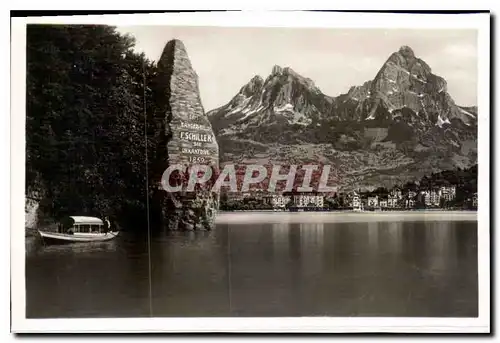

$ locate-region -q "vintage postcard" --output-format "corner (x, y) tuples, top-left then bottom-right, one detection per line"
(10, 11), (490, 333)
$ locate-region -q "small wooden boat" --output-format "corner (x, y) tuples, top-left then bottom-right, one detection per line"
(38, 216), (119, 244)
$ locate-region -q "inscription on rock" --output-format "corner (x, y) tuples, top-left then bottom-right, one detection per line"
(153, 39), (220, 231)
(168, 119), (219, 165)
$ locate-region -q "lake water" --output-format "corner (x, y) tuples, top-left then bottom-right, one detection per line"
(26, 212), (478, 318)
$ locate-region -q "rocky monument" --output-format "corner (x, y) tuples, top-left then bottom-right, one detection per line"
(152, 39), (219, 231)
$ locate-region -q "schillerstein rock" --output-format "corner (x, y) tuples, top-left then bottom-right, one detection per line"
(153, 39), (219, 231)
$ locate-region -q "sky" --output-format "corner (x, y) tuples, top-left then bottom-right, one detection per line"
(115, 26), (478, 111)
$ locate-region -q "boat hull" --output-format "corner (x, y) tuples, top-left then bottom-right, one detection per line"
(38, 230), (119, 244)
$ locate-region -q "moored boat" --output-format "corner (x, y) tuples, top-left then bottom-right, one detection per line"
(38, 216), (119, 244)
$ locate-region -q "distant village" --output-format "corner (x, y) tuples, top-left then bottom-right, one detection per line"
(220, 165), (478, 212)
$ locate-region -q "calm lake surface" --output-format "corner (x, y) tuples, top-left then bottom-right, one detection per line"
(26, 212), (478, 318)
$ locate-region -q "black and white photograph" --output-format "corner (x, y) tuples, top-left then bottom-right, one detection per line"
(10, 11), (490, 333)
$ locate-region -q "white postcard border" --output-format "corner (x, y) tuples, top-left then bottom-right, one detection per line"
(10, 11), (490, 333)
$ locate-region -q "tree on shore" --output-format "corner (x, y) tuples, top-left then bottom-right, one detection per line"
(27, 25), (157, 227)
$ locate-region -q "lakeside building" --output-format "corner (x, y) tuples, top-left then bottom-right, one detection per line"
(224, 182), (465, 211)
(417, 186), (457, 207)
(241, 192), (253, 200)
(388, 194), (399, 208)
(420, 189), (441, 207)
(367, 196), (379, 208)
(405, 198), (416, 208)
(272, 195), (291, 208)
(350, 192), (361, 209)
(342, 192), (352, 208)
(390, 187), (403, 199)
(293, 194), (324, 208)
(407, 190), (417, 199)
(440, 185), (457, 201)
(472, 192), (478, 207)
(227, 192), (245, 202)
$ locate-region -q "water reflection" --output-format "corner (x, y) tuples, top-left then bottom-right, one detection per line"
(368, 222), (379, 252)
(149, 229), (230, 317)
(26, 219), (478, 318)
(299, 223), (324, 279)
(272, 223), (289, 255)
(30, 239), (118, 256)
(426, 221), (457, 273)
(299, 223), (324, 247)
(387, 221), (403, 254)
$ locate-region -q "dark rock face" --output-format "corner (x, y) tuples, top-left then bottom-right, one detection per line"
(152, 39), (219, 231)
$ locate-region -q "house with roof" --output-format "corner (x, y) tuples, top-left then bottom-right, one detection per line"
(388, 194), (399, 208)
(367, 196), (379, 208)
(420, 189), (440, 207)
(390, 187), (403, 200)
(440, 185), (457, 201)
(349, 191), (361, 209)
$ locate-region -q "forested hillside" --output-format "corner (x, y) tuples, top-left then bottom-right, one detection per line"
(26, 25), (157, 228)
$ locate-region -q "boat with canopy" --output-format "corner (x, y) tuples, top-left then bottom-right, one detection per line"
(38, 216), (119, 243)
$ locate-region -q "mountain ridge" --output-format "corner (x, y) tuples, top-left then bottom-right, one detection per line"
(207, 45), (477, 191)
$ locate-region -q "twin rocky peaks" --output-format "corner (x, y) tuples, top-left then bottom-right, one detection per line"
(207, 45), (477, 138)
(159, 39), (477, 190)
(201, 44), (477, 190)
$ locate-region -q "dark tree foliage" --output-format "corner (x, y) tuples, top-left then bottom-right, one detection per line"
(26, 25), (157, 228)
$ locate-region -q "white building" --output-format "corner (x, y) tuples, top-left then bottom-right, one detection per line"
(405, 198), (416, 208)
(403, 191), (417, 208)
(388, 194), (399, 208)
(379, 198), (388, 208)
(421, 190), (440, 207)
(351, 192), (361, 209)
(367, 196), (379, 208)
(293, 194), (324, 208)
(390, 187), (403, 199)
(272, 195), (291, 208)
(407, 190), (417, 199)
(440, 185), (457, 201)
(472, 192), (478, 207)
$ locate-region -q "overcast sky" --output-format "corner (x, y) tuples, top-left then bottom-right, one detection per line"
(115, 26), (477, 111)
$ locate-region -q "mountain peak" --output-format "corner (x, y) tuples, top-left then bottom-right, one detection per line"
(383, 45), (423, 70)
(250, 75), (264, 83)
(398, 45), (415, 58)
(207, 44), (477, 191)
(271, 65), (300, 77)
(272, 65), (283, 75)
(267, 65), (316, 90)
(283, 66), (300, 77)
(238, 75), (264, 96)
